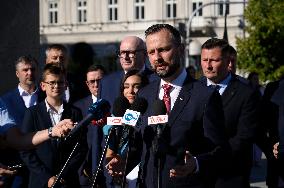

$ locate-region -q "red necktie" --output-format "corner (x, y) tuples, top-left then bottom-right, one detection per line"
(162, 84), (172, 114)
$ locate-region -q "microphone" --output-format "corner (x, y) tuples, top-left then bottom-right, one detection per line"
(148, 100), (167, 139)
(65, 99), (111, 139)
(102, 96), (131, 136)
(119, 97), (148, 187)
(91, 96), (130, 187)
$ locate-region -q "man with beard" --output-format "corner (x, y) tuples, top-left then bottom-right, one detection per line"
(106, 24), (229, 188)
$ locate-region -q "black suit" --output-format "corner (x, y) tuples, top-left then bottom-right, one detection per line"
(20, 101), (87, 188)
(271, 79), (284, 178)
(201, 75), (260, 188)
(139, 74), (228, 188)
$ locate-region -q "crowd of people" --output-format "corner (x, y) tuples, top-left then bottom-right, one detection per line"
(0, 23), (284, 188)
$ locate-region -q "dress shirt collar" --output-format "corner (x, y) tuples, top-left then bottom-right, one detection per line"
(160, 68), (187, 88)
(206, 73), (232, 95)
(91, 94), (98, 103)
(18, 85), (38, 96)
(45, 99), (64, 114)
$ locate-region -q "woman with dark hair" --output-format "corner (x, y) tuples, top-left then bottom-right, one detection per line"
(120, 69), (149, 104)
(104, 69), (149, 187)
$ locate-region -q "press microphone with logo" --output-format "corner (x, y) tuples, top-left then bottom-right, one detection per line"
(65, 99), (111, 140)
(91, 96), (130, 188)
(103, 96), (131, 136)
(148, 100), (168, 139)
(119, 97), (148, 187)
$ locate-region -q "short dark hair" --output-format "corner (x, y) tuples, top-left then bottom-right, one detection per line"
(201, 38), (231, 59)
(145, 24), (181, 46)
(120, 69), (149, 95)
(42, 63), (65, 81)
(87, 64), (106, 75)
(45, 44), (67, 55)
(15, 55), (38, 70)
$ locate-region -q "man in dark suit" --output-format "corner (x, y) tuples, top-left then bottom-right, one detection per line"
(20, 64), (87, 188)
(200, 38), (260, 188)
(106, 24), (229, 188)
(73, 64), (106, 187)
(98, 36), (157, 107)
(271, 79), (284, 179)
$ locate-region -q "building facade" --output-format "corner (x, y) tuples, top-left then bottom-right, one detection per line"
(40, 0), (246, 69)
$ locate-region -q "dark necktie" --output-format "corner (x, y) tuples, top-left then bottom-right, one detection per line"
(210, 84), (221, 91)
(162, 84), (173, 114)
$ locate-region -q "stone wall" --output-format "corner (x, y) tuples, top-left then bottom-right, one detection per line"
(0, 0), (39, 95)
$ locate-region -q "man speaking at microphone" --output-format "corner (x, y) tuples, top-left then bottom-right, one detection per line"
(107, 24), (229, 188)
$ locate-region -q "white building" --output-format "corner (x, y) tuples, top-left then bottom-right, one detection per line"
(39, 0), (246, 68)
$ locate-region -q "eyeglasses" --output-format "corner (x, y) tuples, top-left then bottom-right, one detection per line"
(43, 81), (66, 87)
(118, 49), (145, 59)
(87, 79), (101, 85)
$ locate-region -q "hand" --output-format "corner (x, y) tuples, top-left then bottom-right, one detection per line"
(47, 176), (57, 188)
(273, 142), (279, 159)
(105, 154), (125, 178)
(169, 151), (197, 178)
(0, 163), (17, 177)
(52, 119), (74, 138)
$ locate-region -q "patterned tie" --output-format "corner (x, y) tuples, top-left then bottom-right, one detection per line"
(162, 84), (173, 114)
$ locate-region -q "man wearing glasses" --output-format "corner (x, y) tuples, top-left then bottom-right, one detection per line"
(98, 36), (157, 108)
(20, 64), (87, 188)
(73, 64), (106, 187)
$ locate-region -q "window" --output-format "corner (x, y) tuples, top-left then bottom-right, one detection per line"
(218, 0), (230, 16)
(48, 1), (58, 24)
(135, 0), (145, 20)
(78, 0), (87, 23)
(108, 0), (118, 21)
(166, 0), (176, 18)
(192, 1), (203, 17)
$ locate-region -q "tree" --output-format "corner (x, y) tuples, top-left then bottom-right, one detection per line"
(236, 0), (284, 81)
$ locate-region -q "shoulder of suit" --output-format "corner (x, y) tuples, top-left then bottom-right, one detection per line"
(102, 71), (124, 81)
(73, 95), (91, 105)
(1, 88), (19, 99)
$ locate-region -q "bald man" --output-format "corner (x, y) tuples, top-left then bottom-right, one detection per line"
(98, 36), (157, 107)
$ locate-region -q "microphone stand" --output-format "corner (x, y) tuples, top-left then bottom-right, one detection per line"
(156, 125), (163, 188)
(51, 141), (80, 188)
(121, 127), (132, 188)
(91, 127), (116, 188)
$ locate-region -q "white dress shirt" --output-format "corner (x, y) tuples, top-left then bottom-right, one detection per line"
(18, 85), (39, 108)
(45, 99), (64, 126)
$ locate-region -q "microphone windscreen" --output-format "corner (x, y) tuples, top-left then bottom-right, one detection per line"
(130, 97), (148, 114)
(88, 99), (111, 119)
(152, 100), (167, 116)
(112, 96), (131, 117)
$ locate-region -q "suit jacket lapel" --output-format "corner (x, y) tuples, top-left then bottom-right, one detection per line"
(221, 77), (238, 106)
(14, 88), (27, 109)
(169, 76), (194, 125)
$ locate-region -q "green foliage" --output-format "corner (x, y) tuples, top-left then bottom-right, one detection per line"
(236, 0), (284, 81)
